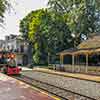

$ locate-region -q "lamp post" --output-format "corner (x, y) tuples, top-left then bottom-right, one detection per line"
(47, 38), (50, 66)
(54, 38), (58, 64)
(71, 33), (76, 72)
(71, 33), (76, 48)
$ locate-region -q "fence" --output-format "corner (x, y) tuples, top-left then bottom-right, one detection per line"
(49, 64), (100, 75)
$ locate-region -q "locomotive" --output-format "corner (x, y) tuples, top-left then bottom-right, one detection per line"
(0, 51), (21, 75)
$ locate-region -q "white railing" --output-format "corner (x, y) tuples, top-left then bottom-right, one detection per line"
(50, 64), (100, 74)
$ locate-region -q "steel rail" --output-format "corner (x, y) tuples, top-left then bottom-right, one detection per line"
(12, 74), (95, 100)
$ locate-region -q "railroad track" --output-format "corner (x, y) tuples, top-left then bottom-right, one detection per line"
(12, 74), (95, 100)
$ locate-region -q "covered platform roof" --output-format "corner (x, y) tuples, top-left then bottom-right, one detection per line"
(78, 34), (100, 49)
(57, 48), (78, 55)
(58, 34), (100, 55)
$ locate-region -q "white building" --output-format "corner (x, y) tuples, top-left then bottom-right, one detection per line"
(1, 34), (31, 66)
(0, 40), (5, 51)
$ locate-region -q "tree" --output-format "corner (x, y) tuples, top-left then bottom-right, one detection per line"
(20, 8), (72, 64)
(48, 0), (100, 46)
(0, 0), (9, 24)
(19, 10), (38, 64)
(20, 9), (49, 64)
(38, 10), (72, 63)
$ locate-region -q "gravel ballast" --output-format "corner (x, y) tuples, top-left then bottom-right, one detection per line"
(22, 71), (100, 100)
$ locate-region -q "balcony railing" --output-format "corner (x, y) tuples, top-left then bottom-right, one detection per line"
(8, 49), (26, 54)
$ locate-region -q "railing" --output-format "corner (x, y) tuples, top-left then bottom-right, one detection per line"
(49, 64), (100, 75)
(8, 49), (25, 54)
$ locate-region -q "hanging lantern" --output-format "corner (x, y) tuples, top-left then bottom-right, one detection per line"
(10, 54), (15, 58)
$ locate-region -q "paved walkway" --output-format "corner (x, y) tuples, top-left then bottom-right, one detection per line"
(21, 67), (33, 71)
(33, 68), (100, 82)
(0, 73), (57, 100)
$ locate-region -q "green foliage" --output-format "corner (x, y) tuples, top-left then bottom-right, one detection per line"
(20, 9), (49, 64)
(48, 0), (100, 42)
(20, 8), (71, 64)
(20, 0), (100, 64)
(33, 50), (41, 64)
(0, 0), (9, 23)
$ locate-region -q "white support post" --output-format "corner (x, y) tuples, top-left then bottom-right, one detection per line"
(60, 54), (63, 64)
(86, 54), (88, 73)
(72, 54), (75, 72)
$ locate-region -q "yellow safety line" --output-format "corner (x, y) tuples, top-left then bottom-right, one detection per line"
(5, 74), (61, 100)
(31, 86), (61, 100)
(40, 91), (61, 100)
(33, 68), (100, 82)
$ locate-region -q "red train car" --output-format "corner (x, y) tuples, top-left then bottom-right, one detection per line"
(0, 51), (21, 75)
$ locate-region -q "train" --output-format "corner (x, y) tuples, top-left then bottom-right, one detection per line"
(0, 51), (21, 75)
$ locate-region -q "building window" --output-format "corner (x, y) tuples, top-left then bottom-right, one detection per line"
(20, 45), (24, 53)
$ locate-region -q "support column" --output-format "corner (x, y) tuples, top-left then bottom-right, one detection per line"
(72, 54), (75, 72)
(86, 54), (88, 73)
(60, 54), (64, 64)
(48, 52), (49, 65)
(77, 55), (80, 72)
(76, 55), (78, 65)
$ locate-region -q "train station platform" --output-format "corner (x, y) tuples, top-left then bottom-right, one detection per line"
(0, 73), (58, 100)
(21, 67), (33, 71)
(33, 68), (100, 83)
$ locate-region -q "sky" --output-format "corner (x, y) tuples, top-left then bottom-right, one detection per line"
(0, 0), (48, 40)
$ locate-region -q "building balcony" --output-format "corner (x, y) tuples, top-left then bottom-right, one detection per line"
(8, 49), (26, 55)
